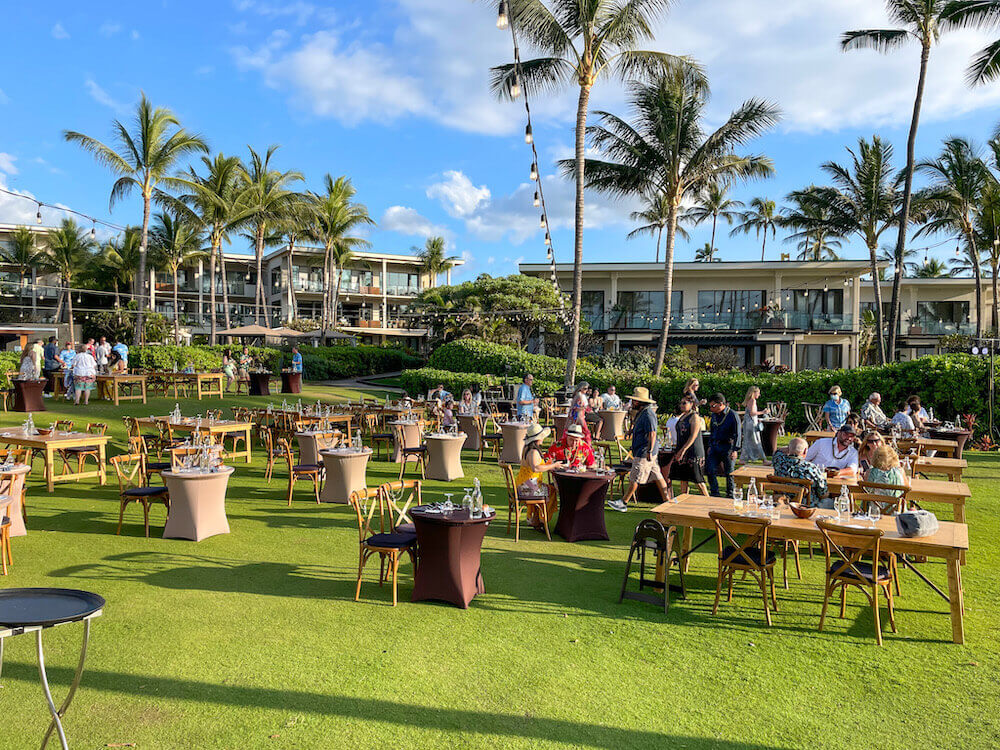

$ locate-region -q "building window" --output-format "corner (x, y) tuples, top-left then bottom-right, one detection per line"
(581, 291), (604, 330)
(796, 344), (842, 371)
(387, 271), (419, 295)
(271, 268), (282, 293)
(614, 290), (682, 328)
(915, 301), (969, 334)
(697, 290), (765, 327)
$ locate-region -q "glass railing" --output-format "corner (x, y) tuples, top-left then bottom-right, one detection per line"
(385, 285), (419, 296)
(293, 279), (325, 293)
(594, 310), (855, 332)
(903, 320), (974, 335)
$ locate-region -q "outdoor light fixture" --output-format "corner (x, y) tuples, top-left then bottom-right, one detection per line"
(525, 124), (533, 144)
(823, 282), (828, 292)
(90, 223), (97, 240)
(533, 191), (539, 207)
(530, 162), (538, 180)
(36, 205), (42, 224)
(545, 232), (551, 245)
(510, 76), (521, 98)
(843, 278), (849, 286)
(539, 215), (546, 229)
(497, 0), (508, 29)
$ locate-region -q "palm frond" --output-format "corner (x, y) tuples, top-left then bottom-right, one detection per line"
(840, 28), (911, 52)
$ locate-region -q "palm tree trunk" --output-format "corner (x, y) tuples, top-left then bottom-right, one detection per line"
(761, 232), (767, 262)
(710, 215), (718, 260)
(888, 38), (931, 361)
(17, 271), (24, 312)
(287, 241), (297, 323)
(655, 225), (662, 264)
(333, 272), (343, 331)
(971, 237), (984, 339)
(135, 187), (151, 345)
(992, 261), (999, 335)
(653, 199), (679, 375)
(254, 228), (266, 326)
(66, 278), (75, 342)
(173, 267), (181, 344)
(54, 288), (65, 327)
(220, 247), (232, 339)
(209, 236), (218, 346)
(321, 243), (332, 345)
(564, 82), (592, 390)
(867, 243), (887, 365)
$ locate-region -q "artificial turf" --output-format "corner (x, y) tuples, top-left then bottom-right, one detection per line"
(0, 384), (998, 749)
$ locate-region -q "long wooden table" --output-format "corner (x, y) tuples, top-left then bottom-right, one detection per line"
(148, 372), (225, 400)
(138, 417), (252, 463)
(0, 427), (109, 492)
(803, 430), (959, 457)
(268, 410), (354, 436)
(653, 494), (969, 644)
(914, 456), (967, 482)
(97, 374), (148, 405)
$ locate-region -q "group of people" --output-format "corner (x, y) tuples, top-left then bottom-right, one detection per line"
(827, 388), (931, 437)
(17, 335), (128, 405)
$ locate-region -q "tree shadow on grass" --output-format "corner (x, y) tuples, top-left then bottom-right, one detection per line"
(0, 662), (794, 750)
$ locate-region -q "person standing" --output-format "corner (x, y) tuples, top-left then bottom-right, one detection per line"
(95, 336), (111, 374)
(112, 339), (129, 369)
(610, 387), (670, 512)
(822, 386), (850, 431)
(84, 338), (96, 358)
(672, 395), (709, 496)
(30, 339), (43, 377)
(516, 373), (538, 422)
(705, 393), (741, 498)
(43, 336), (60, 393)
(290, 346), (303, 374)
(59, 340), (76, 398)
(71, 343), (98, 405)
(17, 347), (39, 380)
(739, 386), (766, 462)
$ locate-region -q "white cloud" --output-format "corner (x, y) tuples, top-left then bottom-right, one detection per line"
(98, 22), (122, 37)
(51, 23), (69, 40)
(0, 153), (18, 175)
(0, 176), (73, 227)
(85, 78), (126, 112)
(233, 0), (331, 25)
(426, 171), (491, 218)
(380, 206), (452, 240)
(195, 65), (215, 76)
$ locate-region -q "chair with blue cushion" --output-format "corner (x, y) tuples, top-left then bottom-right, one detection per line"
(816, 517), (897, 646)
(279, 437), (321, 505)
(110, 453), (170, 538)
(350, 487), (417, 607)
(709, 510), (778, 626)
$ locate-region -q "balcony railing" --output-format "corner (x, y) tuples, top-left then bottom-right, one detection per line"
(385, 285), (419, 296)
(903, 320), (974, 336)
(588, 310), (855, 333)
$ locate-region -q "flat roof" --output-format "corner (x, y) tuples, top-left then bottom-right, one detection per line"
(520, 259), (883, 273)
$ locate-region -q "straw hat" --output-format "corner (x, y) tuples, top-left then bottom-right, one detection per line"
(564, 424), (585, 439)
(627, 386), (656, 404)
(525, 422), (551, 444)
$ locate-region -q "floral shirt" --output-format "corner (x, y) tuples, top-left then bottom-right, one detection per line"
(771, 449), (828, 506)
(544, 441), (595, 469)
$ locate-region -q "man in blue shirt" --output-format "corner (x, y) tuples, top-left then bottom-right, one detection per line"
(610, 386), (670, 511)
(59, 341), (76, 398)
(706, 393), (741, 498)
(290, 346), (303, 374)
(42, 336), (60, 393)
(515, 374), (537, 421)
(112, 340), (129, 368)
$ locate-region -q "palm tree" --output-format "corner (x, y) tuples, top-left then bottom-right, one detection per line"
(417, 236), (459, 288)
(694, 242), (720, 262)
(915, 137), (991, 338)
(150, 211), (206, 343)
(731, 197), (779, 261)
(842, 1), (961, 359)
(0, 226), (41, 312)
(275, 193), (318, 322)
(914, 257), (953, 277)
(491, 0), (698, 389)
(627, 193), (676, 263)
(42, 219), (95, 340)
(237, 145), (304, 325)
(781, 188), (844, 261)
(941, 0), (1000, 84)
(63, 93), (207, 343)
(686, 183), (743, 259)
(878, 244), (920, 277)
(177, 154), (246, 344)
(309, 175), (374, 341)
(570, 69), (779, 374)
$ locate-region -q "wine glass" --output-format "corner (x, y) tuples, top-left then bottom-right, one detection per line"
(732, 486), (744, 513)
(869, 502), (881, 528)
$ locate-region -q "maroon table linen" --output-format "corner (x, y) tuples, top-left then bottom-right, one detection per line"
(553, 470), (612, 542)
(410, 507), (491, 609)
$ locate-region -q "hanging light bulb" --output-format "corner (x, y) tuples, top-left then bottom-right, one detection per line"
(924, 251), (929, 264)
(36, 204), (42, 224)
(844, 278), (849, 286)
(525, 123), (533, 144)
(804, 289), (809, 297)
(90, 222), (97, 240)
(533, 191), (540, 207)
(544, 233), (551, 246)
(823, 282), (828, 292)
(496, 0), (508, 29)
(530, 162), (538, 181)
(539, 215), (546, 229)
(956, 244), (961, 256)
(510, 76), (521, 98)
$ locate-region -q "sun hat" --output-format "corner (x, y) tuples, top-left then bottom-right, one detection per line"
(627, 386), (656, 404)
(564, 424), (585, 439)
(525, 422), (551, 444)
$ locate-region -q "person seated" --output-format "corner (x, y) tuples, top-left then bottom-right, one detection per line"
(601, 385), (622, 410)
(844, 412), (863, 433)
(517, 423), (562, 528)
(805, 424), (859, 473)
(857, 430), (884, 473)
(864, 444), (910, 498)
(821, 386), (851, 430)
(906, 395), (929, 430)
(771, 437), (829, 507)
(890, 402), (917, 436)
(545, 424), (596, 468)
(108, 349), (127, 374)
(428, 383), (451, 404)
(457, 389), (477, 416)
(441, 399), (456, 429)
(860, 392), (888, 428)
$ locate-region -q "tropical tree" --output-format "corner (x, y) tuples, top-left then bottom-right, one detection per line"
(0, 226), (41, 311)
(694, 242), (720, 262)
(417, 236), (459, 288)
(914, 257), (953, 277)
(878, 244), (921, 277)
(177, 154), (246, 344)
(686, 183), (743, 259)
(94, 227), (142, 314)
(626, 193), (687, 262)
(972, 180), (1000, 332)
(731, 197), (779, 261)
(63, 93), (207, 343)
(842, 1), (962, 359)
(941, 0), (1000, 84)
(491, 0), (697, 388)
(781, 188), (844, 261)
(568, 69), (779, 374)
(237, 145), (304, 325)
(309, 175), (374, 341)
(150, 211), (206, 343)
(275, 193), (318, 322)
(914, 137), (991, 338)
(41, 219), (95, 340)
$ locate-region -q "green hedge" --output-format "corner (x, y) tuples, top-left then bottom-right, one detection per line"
(416, 341), (998, 433)
(0, 351), (20, 376)
(129, 345), (281, 373)
(399, 368), (560, 399)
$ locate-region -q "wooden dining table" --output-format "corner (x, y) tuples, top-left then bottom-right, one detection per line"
(802, 430), (960, 457)
(913, 456), (967, 482)
(97, 373), (148, 405)
(148, 372), (225, 400)
(652, 493), (970, 644)
(0, 428), (109, 492)
(138, 417), (253, 463)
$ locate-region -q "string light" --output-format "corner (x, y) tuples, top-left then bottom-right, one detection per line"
(496, 0), (508, 29)
(510, 76), (521, 98)
(529, 162), (538, 181)
(525, 124), (533, 144)
(36, 204), (42, 224)
(533, 191), (540, 207)
(539, 215), (546, 229)
(90, 221), (97, 240)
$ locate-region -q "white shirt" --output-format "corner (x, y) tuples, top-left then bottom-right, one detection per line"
(601, 392), (622, 410)
(72, 352), (97, 378)
(891, 412), (916, 432)
(95, 343), (111, 365)
(805, 437), (858, 471)
(664, 415), (679, 447)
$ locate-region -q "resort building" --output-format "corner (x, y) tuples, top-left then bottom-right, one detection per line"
(519, 260), (983, 370)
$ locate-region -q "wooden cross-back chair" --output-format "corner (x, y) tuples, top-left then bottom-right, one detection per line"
(801, 403), (824, 432)
(377, 480), (421, 536)
(129, 434), (171, 485)
(349, 487), (418, 607)
(0, 448), (31, 523)
(261, 426), (286, 483)
(479, 415), (503, 463)
(392, 423), (426, 480)
(109, 453), (169, 538)
(278, 437), (321, 505)
(58, 422), (107, 476)
(501, 463), (551, 542)
(709, 511), (778, 626)
(816, 518), (897, 646)
(761, 480), (806, 588)
(849, 482), (908, 516)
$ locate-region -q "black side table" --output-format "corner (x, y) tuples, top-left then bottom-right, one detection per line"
(0, 588), (105, 749)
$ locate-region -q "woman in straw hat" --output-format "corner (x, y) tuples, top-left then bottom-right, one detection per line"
(517, 422), (563, 529)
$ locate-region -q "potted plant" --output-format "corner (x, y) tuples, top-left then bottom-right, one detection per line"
(907, 313), (923, 335)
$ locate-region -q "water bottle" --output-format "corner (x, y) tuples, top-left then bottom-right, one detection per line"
(355, 430), (362, 451)
(747, 478), (759, 507)
(837, 485), (850, 520)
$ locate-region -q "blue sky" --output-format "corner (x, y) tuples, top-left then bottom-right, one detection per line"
(3, 0), (1000, 280)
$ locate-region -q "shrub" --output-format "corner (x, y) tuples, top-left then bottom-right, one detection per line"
(399, 368), (560, 398)
(429, 339), (599, 383)
(279, 345), (423, 381)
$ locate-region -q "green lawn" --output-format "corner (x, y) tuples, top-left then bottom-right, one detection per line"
(1, 387), (999, 749)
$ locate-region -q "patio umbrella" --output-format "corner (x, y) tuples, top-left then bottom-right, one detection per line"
(217, 324), (275, 337)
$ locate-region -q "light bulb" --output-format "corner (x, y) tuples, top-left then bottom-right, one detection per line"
(36, 206), (42, 224)
(844, 278), (849, 286)
(823, 283), (828, 292)
(533, 191), (539, 207)
(525, 124), (533, 144)
(530, 162), (538, 181)
(91, 225), (97, 240)
(496, 0), (508, 29)
(544, 233), (551, 245)
(539, 215), (546, 229)
(510, 77), (521, 98)
(956, 244), (961, 256)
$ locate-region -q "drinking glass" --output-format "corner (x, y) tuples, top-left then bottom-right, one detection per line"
(869, 503), (881, 528)
(732, 486), (744, 512)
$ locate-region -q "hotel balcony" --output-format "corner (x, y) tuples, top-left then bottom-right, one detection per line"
(590, 310), (855, 333)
